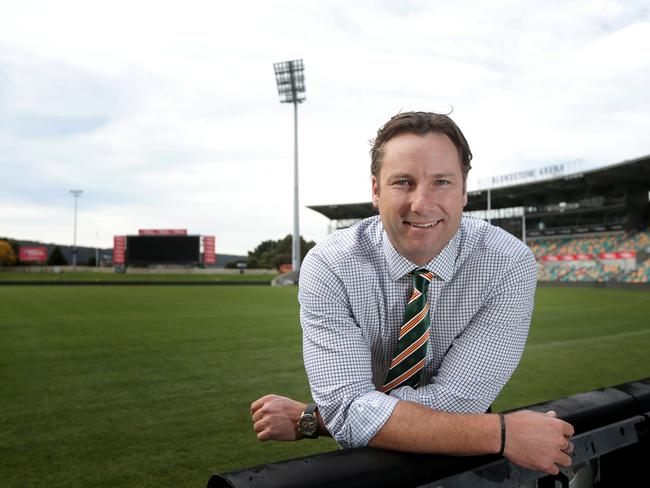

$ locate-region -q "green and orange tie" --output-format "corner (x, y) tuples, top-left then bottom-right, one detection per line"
(381, 269), (433, 393)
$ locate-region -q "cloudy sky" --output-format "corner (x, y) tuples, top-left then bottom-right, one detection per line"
(1, 0), (649, 254)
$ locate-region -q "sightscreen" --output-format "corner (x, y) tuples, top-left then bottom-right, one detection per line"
(126, 235), (200, 265)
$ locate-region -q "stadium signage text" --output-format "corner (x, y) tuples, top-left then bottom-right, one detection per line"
(600, 251), (636, 260)
(477, 160), (586, 190)
(138, 229), (188, 235)
(18, 246), (47, 263)
(542, 251), (636, 262)
(488, 163), (565, 187)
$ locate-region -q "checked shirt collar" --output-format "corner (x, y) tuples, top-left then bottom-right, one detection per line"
(381, 226), (461, 282)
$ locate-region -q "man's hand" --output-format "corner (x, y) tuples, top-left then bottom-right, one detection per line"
(250, 395), (307, 441)
(503, 410), (574, 475)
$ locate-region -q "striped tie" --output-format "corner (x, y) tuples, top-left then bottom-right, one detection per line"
(381, 269), (433, 393)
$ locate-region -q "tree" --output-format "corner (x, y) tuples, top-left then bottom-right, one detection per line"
(247, 235), (316, 269)
(0, 240), (17, 265)
(47, 246), (68, 266)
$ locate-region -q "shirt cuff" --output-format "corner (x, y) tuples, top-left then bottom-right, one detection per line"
(334, 390), (400, 449)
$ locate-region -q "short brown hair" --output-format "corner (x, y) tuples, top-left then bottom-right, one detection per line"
(370, 111), (472, 180)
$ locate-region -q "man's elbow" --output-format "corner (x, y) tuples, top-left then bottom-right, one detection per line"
(319, 389), (401, 449)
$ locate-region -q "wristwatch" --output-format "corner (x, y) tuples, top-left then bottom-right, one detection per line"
(297, 403), (320, 439)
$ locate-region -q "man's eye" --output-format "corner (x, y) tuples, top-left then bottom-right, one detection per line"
(396, 179), (411, 186)
(435, 179), (450, 185)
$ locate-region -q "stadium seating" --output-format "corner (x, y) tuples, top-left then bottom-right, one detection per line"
(620, 258), (650, 283)
(531, 229), (650, 283)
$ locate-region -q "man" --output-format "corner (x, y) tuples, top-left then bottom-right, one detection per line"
(251, 112), (574, 475)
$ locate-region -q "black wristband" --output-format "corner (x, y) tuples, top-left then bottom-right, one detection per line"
(497, 413), (506, 456)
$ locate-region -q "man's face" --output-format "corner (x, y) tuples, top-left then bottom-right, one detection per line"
(372, 132), (467, 266)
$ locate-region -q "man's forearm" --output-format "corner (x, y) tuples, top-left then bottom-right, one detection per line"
(368, 399), (575, 475)
(368, 400), (500, 455)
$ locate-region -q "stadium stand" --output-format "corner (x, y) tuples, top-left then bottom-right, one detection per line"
(308, 155), (650, 285)
(530, 229), (650, 283)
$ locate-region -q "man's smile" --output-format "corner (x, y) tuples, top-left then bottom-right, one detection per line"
(404, 219), (442, 229)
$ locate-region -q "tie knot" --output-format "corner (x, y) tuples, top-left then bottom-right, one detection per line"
(412, 268), (433, 281)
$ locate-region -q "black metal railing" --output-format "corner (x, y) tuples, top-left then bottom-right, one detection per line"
(208, 378), (650, 488)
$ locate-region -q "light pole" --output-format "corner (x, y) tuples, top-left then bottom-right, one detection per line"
(487, 188), (491, 225)
(273, 59), (306, 272)
(70, 190), (83, 269)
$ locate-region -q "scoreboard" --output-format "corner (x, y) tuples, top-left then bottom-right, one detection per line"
(126, 235), (200, 266)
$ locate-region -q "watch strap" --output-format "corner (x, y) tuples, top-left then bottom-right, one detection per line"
(303, 403), (318, 416)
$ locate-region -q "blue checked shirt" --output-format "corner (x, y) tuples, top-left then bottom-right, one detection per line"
(299, 215), (537, 449)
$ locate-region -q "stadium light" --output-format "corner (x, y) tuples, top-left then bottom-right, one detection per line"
(70, 189), (83, 269)
(273, 59), (306, 272)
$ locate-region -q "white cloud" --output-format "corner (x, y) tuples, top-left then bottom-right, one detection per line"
(1, 0), (649, 253)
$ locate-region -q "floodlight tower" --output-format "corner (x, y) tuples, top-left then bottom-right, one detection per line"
(273, 59), (306, 272)
(70, 189), (83, 269)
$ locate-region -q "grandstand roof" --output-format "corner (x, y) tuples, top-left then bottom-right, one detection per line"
(308, 155), (650, 220)
(308, 202), (377, 220)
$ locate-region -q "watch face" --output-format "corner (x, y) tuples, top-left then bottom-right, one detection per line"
(298, 415), (319, 438)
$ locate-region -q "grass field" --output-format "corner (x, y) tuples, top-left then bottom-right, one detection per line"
(1, 285), (649, 487)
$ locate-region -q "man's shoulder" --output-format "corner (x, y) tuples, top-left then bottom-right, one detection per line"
(459, 216), (534, 262)
(455, 216), (537, 289)
(303, 216), (382, 271)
